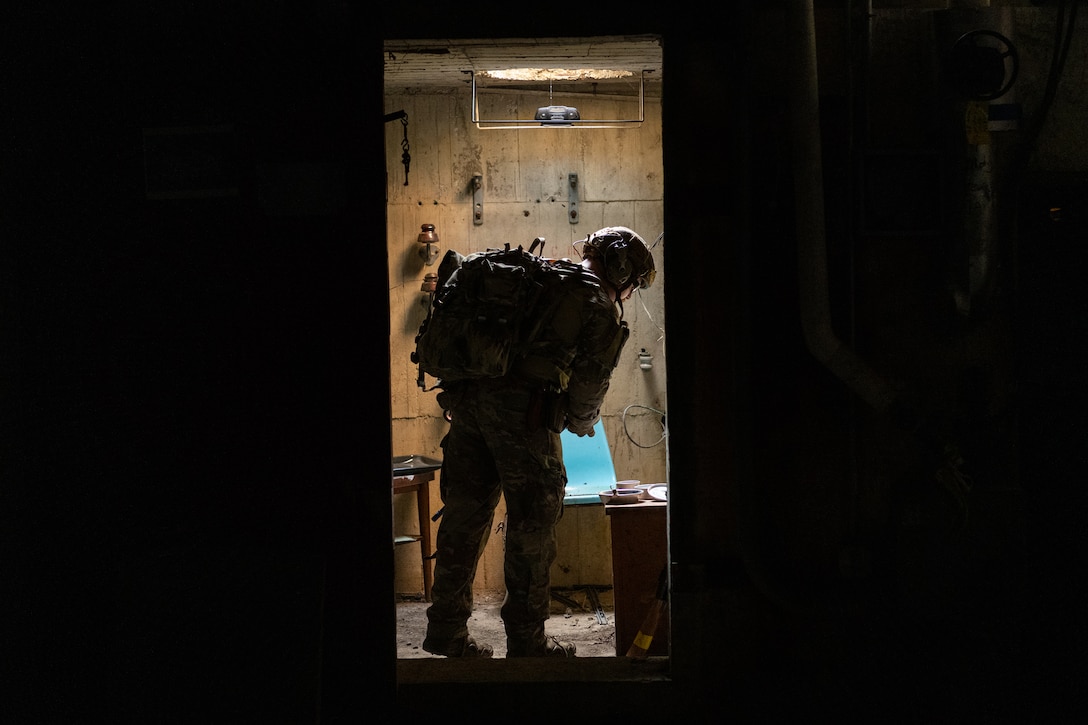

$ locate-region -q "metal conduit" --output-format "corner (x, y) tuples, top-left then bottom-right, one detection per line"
(791, 0), (896, 416)
(733, 1), (901, 621)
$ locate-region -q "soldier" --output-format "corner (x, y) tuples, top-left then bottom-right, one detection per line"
(421, 226), (656, 658)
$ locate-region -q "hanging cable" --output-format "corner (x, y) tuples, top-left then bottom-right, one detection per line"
(635, 231), (666, 340)
(621, 403), (667, 449)
(634, 288), (665, 341)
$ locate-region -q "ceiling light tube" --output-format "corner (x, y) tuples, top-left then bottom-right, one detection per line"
(470, 71), (647, 129)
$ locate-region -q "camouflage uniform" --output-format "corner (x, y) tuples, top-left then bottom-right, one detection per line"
(424, 268), (628, 652)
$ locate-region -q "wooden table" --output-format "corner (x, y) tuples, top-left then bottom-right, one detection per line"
(393, 469), (437, 602)
(605, 500), (668, 656)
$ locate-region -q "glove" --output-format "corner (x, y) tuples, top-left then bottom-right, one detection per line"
(565, 418), (596, 437)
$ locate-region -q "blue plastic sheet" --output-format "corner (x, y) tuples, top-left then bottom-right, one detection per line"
(561, 420), (616, 505)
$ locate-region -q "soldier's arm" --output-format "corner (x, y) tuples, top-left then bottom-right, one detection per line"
(564, 299), (629, 436)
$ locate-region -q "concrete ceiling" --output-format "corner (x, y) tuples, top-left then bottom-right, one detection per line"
(383, 35), (663, 96)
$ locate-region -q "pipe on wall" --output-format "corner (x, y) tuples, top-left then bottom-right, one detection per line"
(790, 0), (897, 416)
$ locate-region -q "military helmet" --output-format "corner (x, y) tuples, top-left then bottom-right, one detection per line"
(581, 226), (656, 291)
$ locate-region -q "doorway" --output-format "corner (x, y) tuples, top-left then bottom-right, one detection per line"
(383, 35), (668, 665)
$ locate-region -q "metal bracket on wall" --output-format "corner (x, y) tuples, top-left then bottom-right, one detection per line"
(472, 174), (483, 225)
(568, 173), (579, 224)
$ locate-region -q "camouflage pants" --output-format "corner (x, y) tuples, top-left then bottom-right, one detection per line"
(425, 379), (567, 643)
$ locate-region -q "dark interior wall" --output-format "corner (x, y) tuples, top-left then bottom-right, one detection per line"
(1014, 169), (1088, 698)
(667, 2), (1082, 719)
(7, 3), (390, 721)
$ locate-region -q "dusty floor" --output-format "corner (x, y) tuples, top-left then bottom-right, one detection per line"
(396, 588), (619, 658)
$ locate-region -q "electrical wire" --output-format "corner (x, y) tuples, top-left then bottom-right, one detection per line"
(634, 287), (665, 341)
(635, 230), (666, 340)
(621, 403), (667, 448)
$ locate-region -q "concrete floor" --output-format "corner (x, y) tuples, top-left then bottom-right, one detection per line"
(395, 591), (620, 659)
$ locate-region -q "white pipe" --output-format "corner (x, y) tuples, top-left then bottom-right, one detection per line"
(791, 0), (896, 414)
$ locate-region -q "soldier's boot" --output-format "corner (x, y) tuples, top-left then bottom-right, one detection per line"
(506, 627), (577, 658)
(422, 633), (493, 658)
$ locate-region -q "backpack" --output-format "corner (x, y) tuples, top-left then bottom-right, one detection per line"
(412, 243), (583, 386)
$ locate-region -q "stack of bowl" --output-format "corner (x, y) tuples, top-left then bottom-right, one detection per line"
(598, 486), (643, 505)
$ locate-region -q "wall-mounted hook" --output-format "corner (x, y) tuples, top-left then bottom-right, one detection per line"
(568, 173), (579, 224)
(472, 174), (484, 225)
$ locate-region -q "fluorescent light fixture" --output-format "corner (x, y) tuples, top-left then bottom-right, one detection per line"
(478, 68), (635, 82)
(470, 70), (647, 129)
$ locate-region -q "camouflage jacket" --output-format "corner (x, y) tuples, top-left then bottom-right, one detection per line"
(513, 266), (629, 435)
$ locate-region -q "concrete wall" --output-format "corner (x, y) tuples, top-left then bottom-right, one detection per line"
(385, 87), (666, 596)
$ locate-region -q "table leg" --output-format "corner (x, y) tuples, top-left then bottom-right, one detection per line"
(416, 476), (434, 601)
